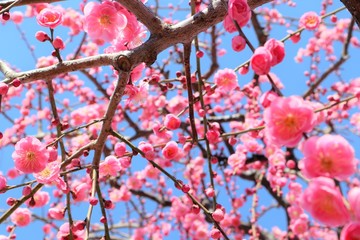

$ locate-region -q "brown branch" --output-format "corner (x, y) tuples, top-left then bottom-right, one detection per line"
(302, 18), (354, 99)
(130, 189), (172, 207)
(115, 0), (164, 34)
(340, 0), (360, 29)
(0, 0), (64, 14)
(1, 0), (272, 85)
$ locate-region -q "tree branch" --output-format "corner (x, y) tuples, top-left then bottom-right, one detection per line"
(340, 0), (360, 29)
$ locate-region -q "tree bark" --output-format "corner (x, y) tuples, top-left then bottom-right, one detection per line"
(340, 0), (360, 28)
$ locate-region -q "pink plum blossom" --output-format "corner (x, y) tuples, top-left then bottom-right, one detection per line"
(12, 136), (49, 173)
(300, 135), (356, 180)
(11, 11), (24, 24)
(83, 1), (127, 42)
(10, 208), (32, 227)
(99, 155), (121, 178)
(72, 182), (89, 202)
(228, 152), (246, 174)
(0, 82), (9, 95)
(138, 141), (155, 160)
(36, 8), (63, 28)
(0, 175), (6, 193)
(300, 177), (350, 227)
(228, 0), (251, 27)
(26, 191), (50, 208)
(52, 37), (65, 50)
(264, 96), (316, 147)
(250, 46), (273, 75)
(48, 206), (65, 220)
(299, 11), (321, 30)
(348, 187), (360, 221)
(164, 114), (181, 130)
(109, 185), (131, 202)
(162, 141), (179, 160)
(231, 35), (246, 52)
(264, 38), (285, 66)
(33, 161), (61, 184)
(340, 222), (360, 240)
(214, 68), (239, 91)
(114, 142), (126, 157)
(57, 222), (85, 240)
(212, 208), (225, 222)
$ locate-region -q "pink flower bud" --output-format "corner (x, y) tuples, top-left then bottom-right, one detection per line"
(89, 196), (98, 206)
(164, 114), (181, 130)
(264, 38), (285, 66)
(12, 79), (21, 87)
(35, 31), (50, 42)
(196, 50), (204, 58)
(53, 37), (65, 49)
(250, 46), (272, 75)
(22, 185), (32, 196)
(232, 35), (246, 52)
(7, 197), (17, 206)
(114, 142), (126, 156)
(210, 228), (221, 239)
(100, 216), (107, 223)
(205, 187), (215, 197)
(181, 184), (190, 193)
(162, 141), (179, 160)
(212, 208), (225, 222)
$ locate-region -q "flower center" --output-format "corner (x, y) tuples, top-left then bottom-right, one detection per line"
(99, 15), (111, 26)
(26, 152), (36, 161)
(320, 156), (333, 171)
(40, 167), (51, 178)
(283, 114), (297, 127)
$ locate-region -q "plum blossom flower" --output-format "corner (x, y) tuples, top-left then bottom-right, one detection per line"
(72, 182), (89, 202)
(12, 136), (49, 173)
(57, 222), (85, 240)
(25, 191), (50, 208)
(264, 38), (285, 66)
(83, 1), (127, 42)
(340, 222), (360, 240)
(0, 82), (9, 95)
(300, 177), (350, 227)
(250, 47), (273, 75)
(214, 68), (238, 91)
(264, 96), (316, 147)
(138, 141), (155, 160)
(300, 135), (356, 180)
(162, 141), (179, 160)
(109, 185), (131, 202)
(231, 35), (246, 52)
(348, 187), (360, 221)
(36, 8), (63, 28)
(33, 161), (61, 184)
(10, 208), (32, 227)
(114, 142), (126, 157)
(0, 175), (6, 193)
(164, 114), (181, 130)
(99, 155), (121, 178)
(227, 0), (251, 27)
(299, 11), (321, 30)
(48, 205), (65, 220)
(212, 208), (225, 222)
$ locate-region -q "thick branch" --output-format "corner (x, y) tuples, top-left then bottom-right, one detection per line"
(115, 0), (164, 34)
(1, 0), (272, 85)
(340, 0), (360, 28)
